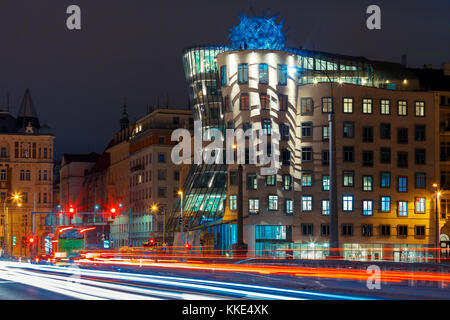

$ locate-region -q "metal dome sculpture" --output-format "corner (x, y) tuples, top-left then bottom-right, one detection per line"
(228, 13), (286, 51)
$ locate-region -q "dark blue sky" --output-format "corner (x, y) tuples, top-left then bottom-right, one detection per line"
(0, 0), (448, 160)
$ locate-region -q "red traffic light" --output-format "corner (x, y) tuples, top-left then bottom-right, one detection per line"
(28, 237), (35, 244)
(185, 243), (191, 250)
(68, 207), (75, 213)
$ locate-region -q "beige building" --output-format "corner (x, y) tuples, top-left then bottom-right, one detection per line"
(0, 89), (54, 257)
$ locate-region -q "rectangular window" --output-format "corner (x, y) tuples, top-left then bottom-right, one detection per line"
(343, 98), (353, 113)
(262, 119), (271, 135)
(240, 93), (249, 110)
(398, 128), (408, 144)
(301, 224), (314, 236)
(259, 63), (268, 84)
(229, 195), (237, 210)
(301, 122), (313, 138)
(249, 199), (259, 215)
(362, 200), (373, 216)
(286, 199), (294, 215)
(302, 196), (313, 211)
(229, 171), (237, 185)
(322, 125), (329, 140)
(415, 125), (426, 141)
(238, 63), (248, 84)
(415, 226), (426, 236)
(380, 123), (391, 139)
(343, 171), (354, 187)
(342, 195), (354, 211)
(260, 93), (270, 110)
(343, 122), (354, 138)
(381, 225), (391, 236)
(302, 171), (312, 187)
(247, 174), (258, 190)
(362, 224), (373, 237)
(280, 124), (289, 141)
(415, 197), (425, 213)
(362, 126), (373, 142)
(398, 225), (408, 236)
(322, 176), (330, 191)
(301, 146), (313, 162)
(415, 149), (426, 165)
(278, 64), (287, 85)
(398, 201), (408, 216)
(398, 100), (407, 116)
(362, 150), (374, 167)
(342, 224), (353, 236)
(381, 196), (391, 212)
(322, 150), (329, 166)
(158, 153), (165, 163)
(220, 65), (227, 86)
(0, 169), (6, 181)
(415, 173), (426, 189)
(415, 101), (425, 116)
(321, 224), (330, 236)
(381, 99), (390, 114)
(322, 97), (332, 113)
(363, 175), (373, 191)
(300, 97), (313, 114)
(343, 146), (354, 162)
(223, 95), (231, 112)
(398, 152), (408, 168)
(380, 147), (391, 164)
(398, 176), (408, 192)
(282, 149), (291, 165)
(322, 200), (330, 216)
(266, 174), (276, 186)
(279, 94), (288, 111)
(363, 98), (372, 114)
(283, 175), (292, 191)
(268, 195), (278, 210)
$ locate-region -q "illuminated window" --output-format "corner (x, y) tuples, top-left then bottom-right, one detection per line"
(247, 174), (257, 190)
(398, 201), (408, 216)
(415, 101), (425, 116)
(322, 176), (330, 191)
(322, 200), (330, 216)
(249, 199), (259, 215)
(381, 196), (391, 212)
(343, 122), (354, 138)
(343, 171), (354, 187)
(302, 196), (312, 211)
(398, 100), (407, 116)
(398, 176), (408, 192)
(363, 175), (373, 191)
(283, 175), (292, 191)
(240, 93), (249, 110)
(343, 98), (353, 113)
(266, 174), (276, 186)
(322, 125), (329, 140)
(229, 195), (237, 210)
(262, 119), (271, 135)
(300, 97), (313, 114)
(260, 93), (270, 110)
(380, 99), (390, 114)
(302, 171), (312, 186)
(286, 199), (294, 215)
(220, 65), (227, 86)
(362, 200), (373, 216)
(259, 63), (268, 84)
(322, 97), (332, 113)
(415, 197), (425, 213)
(268, 195), (278, 210)
(363, 98), (372, 114)
(342, 195), (354, 211)
(238, 63), (248, 84)
(278, 64), (287, 85)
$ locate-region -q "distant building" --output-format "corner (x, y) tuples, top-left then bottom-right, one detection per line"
(0, 89), (54, 257)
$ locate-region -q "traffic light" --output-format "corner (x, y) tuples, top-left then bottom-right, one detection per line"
(68, 205), (76, 220)
(185, 243), (191, 250)
(28, 236), (36, 246)
(110, 207), (117, 219)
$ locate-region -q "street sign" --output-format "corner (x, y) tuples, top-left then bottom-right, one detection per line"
(103, 240), (110, 249)
(12, 236), (16, 246)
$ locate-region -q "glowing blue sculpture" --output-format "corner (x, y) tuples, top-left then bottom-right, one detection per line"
(229, 13), (286, 50)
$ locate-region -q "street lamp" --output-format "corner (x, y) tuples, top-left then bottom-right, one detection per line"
(151, 204), (166, 247)
(178, 191), (184, 245)
(433, 183), (441, 263)
(2, 192), (22, 258)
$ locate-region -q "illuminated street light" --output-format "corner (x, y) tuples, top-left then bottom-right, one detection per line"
(433, 183), (441, 263)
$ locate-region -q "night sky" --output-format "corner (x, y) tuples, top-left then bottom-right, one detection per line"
(0, 0), (448, 160)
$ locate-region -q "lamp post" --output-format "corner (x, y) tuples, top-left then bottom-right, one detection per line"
(178, 191), (184, 245)
(433, 183), (441, 263)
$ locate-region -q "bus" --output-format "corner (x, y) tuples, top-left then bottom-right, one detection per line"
(46, 226), (90, 263)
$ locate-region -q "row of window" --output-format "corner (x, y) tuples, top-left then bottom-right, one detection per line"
(300, 223), (426, 237)
(130, 170), (179, 187)
(14, 143), (51, 160)
(229, 195), (428, 216)
(1, 169), (51, 181)
(301, 146), (427, 167)
(129, 152), (167, 170)
(0, 191), (51, 204)
(302, 122), (426, 143)
(130, 186), (179, 202)
(221, 63), (288, 87)
(303, 97), (426, 116)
